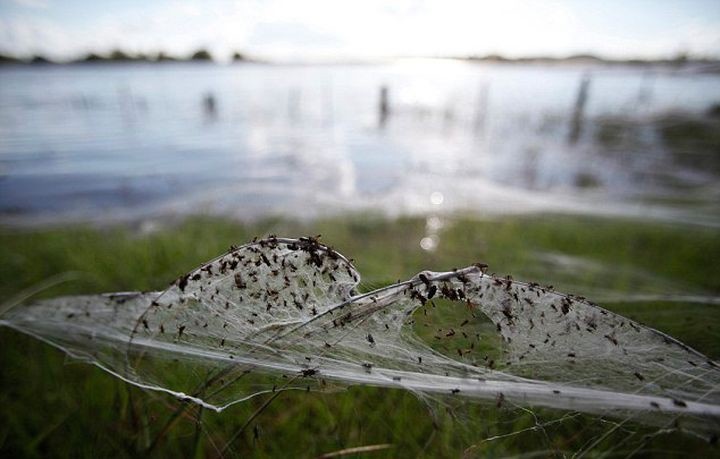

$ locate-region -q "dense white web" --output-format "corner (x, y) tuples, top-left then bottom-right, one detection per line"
(1, 236), (718, 449)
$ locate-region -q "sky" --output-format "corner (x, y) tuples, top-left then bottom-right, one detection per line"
(1, 0), (719, 62)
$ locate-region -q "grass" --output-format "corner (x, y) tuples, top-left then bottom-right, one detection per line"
(0, 213), (719, 458)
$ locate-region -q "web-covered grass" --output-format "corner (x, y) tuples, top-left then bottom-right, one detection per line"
(1, 215), (719, 457)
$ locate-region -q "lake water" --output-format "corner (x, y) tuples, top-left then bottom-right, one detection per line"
(1, 59), (719, 226)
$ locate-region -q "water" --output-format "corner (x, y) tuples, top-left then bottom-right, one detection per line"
(1, 59), (719, 226)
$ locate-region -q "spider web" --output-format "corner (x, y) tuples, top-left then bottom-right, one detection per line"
(1, 236), (718, 452)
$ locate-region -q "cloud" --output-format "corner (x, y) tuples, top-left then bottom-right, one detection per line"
(11, 0), (49, 9)
(0, 0), (718, 60)
(0, 15), (71, 56)
(248, 22), (344, 48)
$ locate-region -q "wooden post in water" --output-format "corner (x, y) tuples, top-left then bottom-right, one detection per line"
(203, 92), (217, 120)
(474, 82), (489, 138)
(637, 70), (655, 109)
(568, 75), (591, 144)
(288, 88), (301, 123)
(378, 85), (390, 129)
(323, 84), (334, 127)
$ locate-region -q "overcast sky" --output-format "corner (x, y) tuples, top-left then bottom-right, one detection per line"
(1, 0), (719, 61)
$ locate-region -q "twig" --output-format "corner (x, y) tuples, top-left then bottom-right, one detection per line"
(318, 443), (394, 458)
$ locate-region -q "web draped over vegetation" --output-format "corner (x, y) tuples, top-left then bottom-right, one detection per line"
(1, 237), (718, 447)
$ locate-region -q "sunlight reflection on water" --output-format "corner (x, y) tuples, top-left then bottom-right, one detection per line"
(0, 60), (718, 225)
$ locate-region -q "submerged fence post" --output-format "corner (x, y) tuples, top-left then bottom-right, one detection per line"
(288, 88), (301, 123)
(568, 74), (591, 144)
(379, 85), (390, 129)
(474, 82), (489, 138)
(323, 84), (334, 127)
(203, 92), (217, 119)
(637, 70), (655, 109)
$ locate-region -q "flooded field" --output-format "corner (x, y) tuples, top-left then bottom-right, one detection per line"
(1, 59), (719, 225)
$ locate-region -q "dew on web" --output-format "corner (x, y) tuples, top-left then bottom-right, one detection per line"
(1, 236), (718, 453)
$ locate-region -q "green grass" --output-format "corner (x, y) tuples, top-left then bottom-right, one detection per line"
(1, 214), (719, 458)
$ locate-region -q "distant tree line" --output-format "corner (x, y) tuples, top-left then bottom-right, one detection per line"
(1, 49), (717, 67)
(461, 52), (718, 67)
(0, 48), (251, 65)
